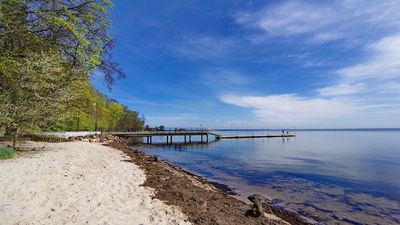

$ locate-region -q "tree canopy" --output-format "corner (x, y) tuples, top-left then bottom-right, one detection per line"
(0, 0), (125, 86)
(53, 86), (145, 132)
(0, 0), (143, 146)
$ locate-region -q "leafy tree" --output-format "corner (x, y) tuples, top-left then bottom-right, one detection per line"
(0, 0), (130, 144)
(0, 0), (125, 87)
(107, 101), (124, 130)
(50, 85), (145, 132)
(0, 0), (145, 143)
(116, 108), (144, 132)
(0, 50), (87, 146)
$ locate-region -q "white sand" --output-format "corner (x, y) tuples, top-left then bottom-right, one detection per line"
(0, 142), (191, 225)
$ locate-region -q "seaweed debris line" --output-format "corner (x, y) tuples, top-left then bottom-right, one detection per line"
(0, 138), (309, 225)
(108, 140), (311, 225)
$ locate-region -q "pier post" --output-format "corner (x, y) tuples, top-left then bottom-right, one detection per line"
(150, 136), (152, 144)
(206, 135), (208, 142)
(201, 135), (203, 143)
(170, 136), (173, 144)
(184, 135), (187, 143)
(189, 135), (192, 143)
(166, 136), (168, 144)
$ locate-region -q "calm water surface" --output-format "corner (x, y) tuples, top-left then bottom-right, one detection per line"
(138, 131), (400, 224)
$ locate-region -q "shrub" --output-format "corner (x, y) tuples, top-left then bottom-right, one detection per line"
(0, 136), (13, 141)
(0, 147), (16, 159)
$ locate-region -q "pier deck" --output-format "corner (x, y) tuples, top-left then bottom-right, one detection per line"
(107, 131), (295, 144)
(108, 131), (215, 137)
(217, 134), (295, 139)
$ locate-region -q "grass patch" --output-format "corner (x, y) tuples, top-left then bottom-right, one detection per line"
(0, 147), (16, 159)
(0, 135), (13, 141)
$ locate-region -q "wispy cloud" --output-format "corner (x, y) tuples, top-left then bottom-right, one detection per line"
(220, 34), (400, 127)
(145, 113), (199, 126)
(318, 34), (400, 96)
(221, 94), (361, 119)
(173, 36), (235, 59)
(200, 70), (250, 89)
(235, 0), (400, 44)
(236, 1), (336, 36)
(311, 33), (344, 44)
(220, 94), (399, 127)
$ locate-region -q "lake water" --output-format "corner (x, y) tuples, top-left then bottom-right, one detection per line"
(137, 130), (400, 224)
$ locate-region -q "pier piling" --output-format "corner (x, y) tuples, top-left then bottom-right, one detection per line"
(110, 130), (295, 145)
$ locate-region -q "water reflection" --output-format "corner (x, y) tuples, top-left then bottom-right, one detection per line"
(137, 131), (400, 224)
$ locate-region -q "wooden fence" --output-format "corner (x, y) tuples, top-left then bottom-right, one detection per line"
(17, 133), (70, 143)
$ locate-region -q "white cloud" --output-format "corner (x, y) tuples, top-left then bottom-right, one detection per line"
(236, 1), (336, 36)
(220, 35), (400, 127)
(220, 94), (399, 127)
(200, 70), (250, 89)
(236, 0), (400, 44)
(337, 35), (400, 79)
(173, 36), (235, 59)
(318, 83), (366, 97)
(146, 113), (199, 127)
(311, 33), (344, 44)
(319, 34), (400, 96)
(221, 94), (361, 119)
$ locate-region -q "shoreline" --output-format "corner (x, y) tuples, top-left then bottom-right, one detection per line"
(0, 139), (310, 225)
(108, 140), (311, 225)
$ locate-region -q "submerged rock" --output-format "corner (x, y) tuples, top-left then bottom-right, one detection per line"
(247, 194), (264, 217)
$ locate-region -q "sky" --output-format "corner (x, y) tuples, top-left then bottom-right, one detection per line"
(92, 0), (400, 128)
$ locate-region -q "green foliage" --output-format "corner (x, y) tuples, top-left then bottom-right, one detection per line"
(0, 0), (132, 146)
(0, 50), (88, 131)
(107, 102), (125, 129)
(0, 147), (16, 160)
(0, 0), (124, 85)
(52, 85), (145, 132)
(0, 136), (13, 141)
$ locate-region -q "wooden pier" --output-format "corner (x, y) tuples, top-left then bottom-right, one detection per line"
(108, 131), (295, 145)
(108, 131), (217, 144)
(216, 134), (295, 139)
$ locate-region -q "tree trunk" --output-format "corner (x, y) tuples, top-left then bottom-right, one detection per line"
(0, 124), (5, 137)
(12, 127), (20, 148)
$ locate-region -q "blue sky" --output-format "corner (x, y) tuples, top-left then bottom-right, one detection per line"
(92, 0), (400, 128)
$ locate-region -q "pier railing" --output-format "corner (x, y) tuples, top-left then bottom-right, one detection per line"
(107, 130), (219, 137)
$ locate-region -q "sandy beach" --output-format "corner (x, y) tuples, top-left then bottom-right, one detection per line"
(0, 140), (307, 225)
(0, 142), (191, 225)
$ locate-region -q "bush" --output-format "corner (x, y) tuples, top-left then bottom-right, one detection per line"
(0, 136), (13, 141)
(0, 147), (16, 159)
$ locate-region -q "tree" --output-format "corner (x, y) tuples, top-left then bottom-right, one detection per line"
(116, 108), (145, 132)
(107, 101), (124, 130)
(49, 85), (145, 132)
(0, 50), (87, 147)
(0, 0), (125, 88)
(0, 0), (126, 144)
